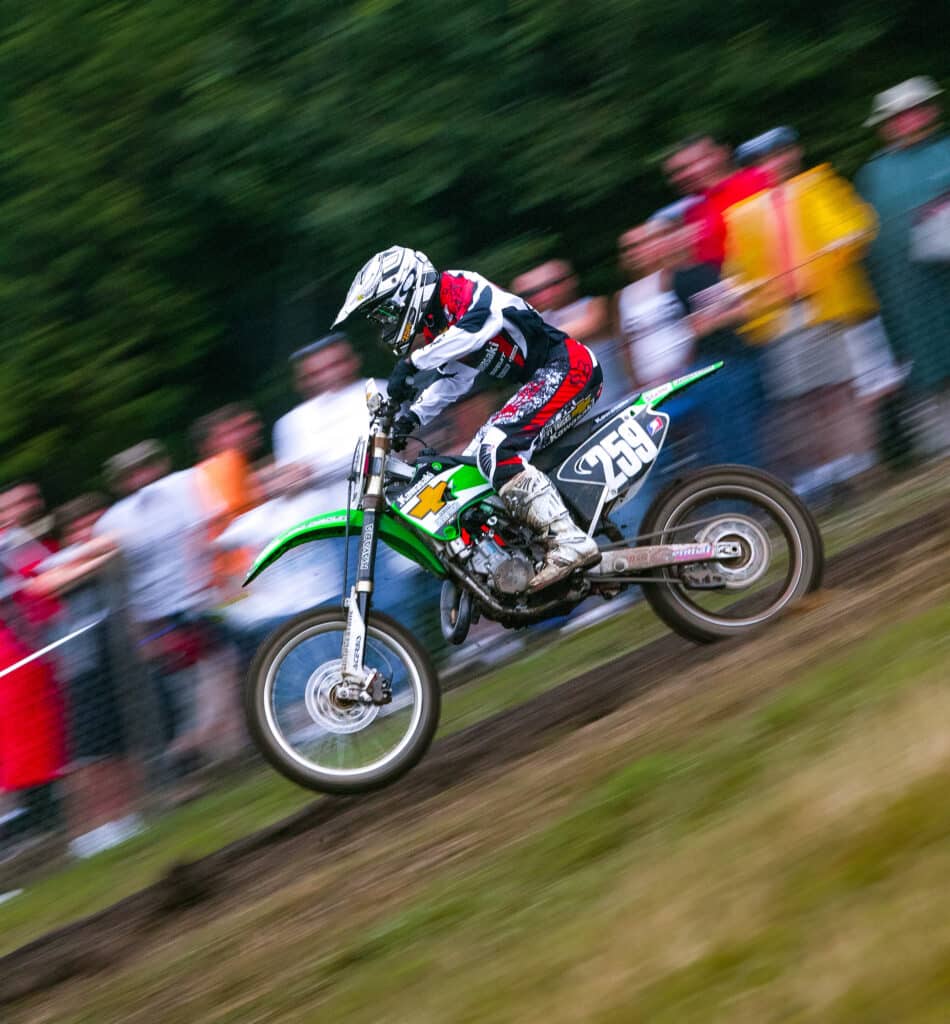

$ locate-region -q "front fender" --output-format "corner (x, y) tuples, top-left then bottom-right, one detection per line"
(243, 508), (446, 587)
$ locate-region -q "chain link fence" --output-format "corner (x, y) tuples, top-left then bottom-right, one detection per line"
(1, 202), (947, 898)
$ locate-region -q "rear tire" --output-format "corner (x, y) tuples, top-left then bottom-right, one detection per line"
(245, 606), (441, 794)
(639, 465), (824, 644)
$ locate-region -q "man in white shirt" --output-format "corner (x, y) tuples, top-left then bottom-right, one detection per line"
(511, 259), (632, 407)
(94, 441), (242, 773)
(95, 442), (213, 624)
(270, 334), (439, 647)
(272, 333), (372, 509)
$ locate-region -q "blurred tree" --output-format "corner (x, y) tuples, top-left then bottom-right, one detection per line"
(0, 0), (946, 498)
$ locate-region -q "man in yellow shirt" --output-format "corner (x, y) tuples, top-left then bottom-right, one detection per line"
(723, 127), (880, 500)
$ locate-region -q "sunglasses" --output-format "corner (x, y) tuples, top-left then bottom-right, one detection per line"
(519, 274), (572, 299)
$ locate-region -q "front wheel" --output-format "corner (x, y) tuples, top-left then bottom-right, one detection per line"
(245, 607), (441, 794)
(638, 465), (824, 644)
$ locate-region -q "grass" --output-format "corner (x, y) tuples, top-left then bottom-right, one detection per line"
(0, 592), (665, 957)
(0, 461), (945, 960)
(12, 591), (950, 1023)
(0, 768), (312, 955)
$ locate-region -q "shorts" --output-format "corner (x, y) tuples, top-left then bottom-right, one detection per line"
(763, 323), (854, 401)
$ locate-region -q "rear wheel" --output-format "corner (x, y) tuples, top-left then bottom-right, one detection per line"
(638, 465), (824, 644)
(245, 607), (441, 794)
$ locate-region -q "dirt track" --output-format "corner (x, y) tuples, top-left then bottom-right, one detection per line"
(1, 503), (947, 1008)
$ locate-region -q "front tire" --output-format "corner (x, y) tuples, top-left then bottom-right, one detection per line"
(638, 465), (824, 644)
(245, 606), (441, 794)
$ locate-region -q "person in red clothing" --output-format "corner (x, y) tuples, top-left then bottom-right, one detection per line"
(0, 622), (65, 796)
(664, 134), (771, 267)
(0, 529), (66, 845)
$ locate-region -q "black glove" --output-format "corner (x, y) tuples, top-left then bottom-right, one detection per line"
(387, 357), (417, 403)
(392, 410), (420, 452)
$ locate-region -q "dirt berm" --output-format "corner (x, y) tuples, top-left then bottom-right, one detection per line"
(1, 504), (946, 1007)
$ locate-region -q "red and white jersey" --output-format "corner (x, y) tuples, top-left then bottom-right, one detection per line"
(409, 270), (569, 425)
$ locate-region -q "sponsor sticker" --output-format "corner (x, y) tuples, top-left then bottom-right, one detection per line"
(671, 544), (715, 562)
(648, 415), (663, 437)
(409, 480), (448, 518)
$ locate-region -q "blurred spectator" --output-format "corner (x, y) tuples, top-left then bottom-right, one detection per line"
(616, 219), (699, 389)
(192, 403), (263, 518)
(724, 127), (880, 498)
(95, 441), (242, 781)
(0, 529), (66, 851)
(271, 333), (439, 647)
(856, 76), (950, 458)
(615, 212), (764, 471)
(0, 482), (56, 548)
(654, 204), (765, 466)
(511, 259), (631, 406)
(511, 259), (608, 342)
(271, 333), (375, 604)
(664, 134), (771, 267)
(442, 392), (499, 455)
(611, 217), (709, 534)
(217, 462), (337, 652)
(192, 403), (264, 597)
(30, 495), (144, 859)
(273, 333), (370, 506)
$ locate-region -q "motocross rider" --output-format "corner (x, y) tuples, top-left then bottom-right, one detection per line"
(332, 245), (604, 591)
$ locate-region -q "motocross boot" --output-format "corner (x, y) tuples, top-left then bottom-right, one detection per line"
(498, 463), (601, 591)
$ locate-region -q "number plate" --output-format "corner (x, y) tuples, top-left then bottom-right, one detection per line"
(556, 408), (668, 499)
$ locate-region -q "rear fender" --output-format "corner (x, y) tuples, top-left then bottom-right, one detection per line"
(634, 361), (724, 410)
(243, 508), (446, 586)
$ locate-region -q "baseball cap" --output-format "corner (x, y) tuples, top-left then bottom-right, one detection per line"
(736, 126), (800, 167)
(290, 332), (350, 364)
(104, 439), (167, 485)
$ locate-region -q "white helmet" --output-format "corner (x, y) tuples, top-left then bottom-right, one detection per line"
(332, 246), (439, 357)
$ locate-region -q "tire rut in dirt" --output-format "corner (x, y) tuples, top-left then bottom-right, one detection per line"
(1, 504), (945, 1008)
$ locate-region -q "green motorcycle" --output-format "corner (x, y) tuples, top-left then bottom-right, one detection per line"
(244, 363), (823, 794)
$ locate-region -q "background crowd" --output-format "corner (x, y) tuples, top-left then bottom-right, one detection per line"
(1, 74), (947, 868)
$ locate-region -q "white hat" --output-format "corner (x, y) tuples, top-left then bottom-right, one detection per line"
(865, 76), (943, 127)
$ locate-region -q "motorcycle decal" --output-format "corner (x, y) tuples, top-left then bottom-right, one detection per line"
(408, 481), (449, 519)
(557, 409), (667, 499)
(391, 464), (493, 540)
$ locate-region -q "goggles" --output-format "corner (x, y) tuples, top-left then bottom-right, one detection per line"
(367, 297), (404, 327)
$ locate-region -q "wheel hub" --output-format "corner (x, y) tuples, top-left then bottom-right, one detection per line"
(695, 516), (771, 589)
(304, 660), (379, 734)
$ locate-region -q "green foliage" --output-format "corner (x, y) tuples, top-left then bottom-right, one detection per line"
(1, 0), (946, 498)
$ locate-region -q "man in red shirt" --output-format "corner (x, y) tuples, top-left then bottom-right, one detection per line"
(664, 134), (771, 267)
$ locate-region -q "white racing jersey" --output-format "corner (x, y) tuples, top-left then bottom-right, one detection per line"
(409, 270), (570, 425)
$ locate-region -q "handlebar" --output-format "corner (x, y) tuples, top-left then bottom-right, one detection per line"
(365, 379), (402, 434)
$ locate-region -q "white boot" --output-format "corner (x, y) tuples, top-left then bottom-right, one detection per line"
(499, 464), (601, 591)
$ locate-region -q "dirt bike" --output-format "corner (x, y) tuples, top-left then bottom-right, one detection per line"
(244, 363), (823, 795)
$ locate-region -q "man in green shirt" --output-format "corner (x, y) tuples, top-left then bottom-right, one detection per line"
(855, 76), (950, 458)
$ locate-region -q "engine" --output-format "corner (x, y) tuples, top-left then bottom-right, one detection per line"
(453, 503), (536, 595)
(469, 534), (535, 595)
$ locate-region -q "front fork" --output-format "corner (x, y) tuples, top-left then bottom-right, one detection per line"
(341, 431), (389, 689)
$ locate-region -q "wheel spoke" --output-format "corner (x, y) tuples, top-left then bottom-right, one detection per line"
(645, 479), (812, 631)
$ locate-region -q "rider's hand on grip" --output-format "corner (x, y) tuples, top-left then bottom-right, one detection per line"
(387, 357), (417, 403)
(392, 410), (420, 451)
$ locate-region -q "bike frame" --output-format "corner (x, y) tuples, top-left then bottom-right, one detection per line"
(244, 363), (731, 678)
